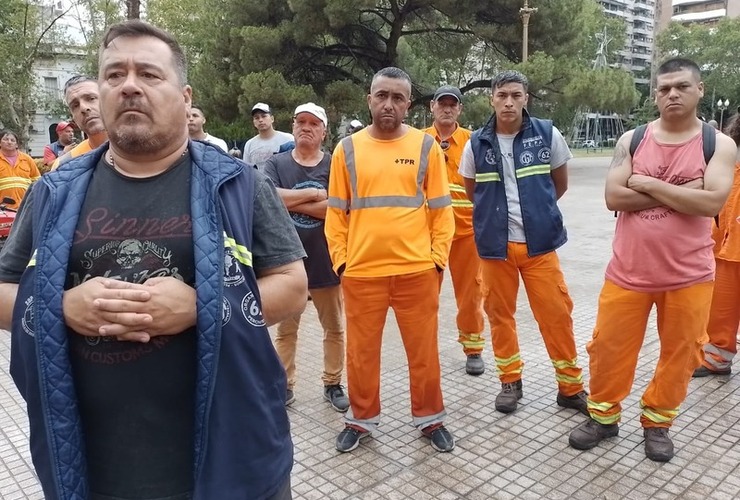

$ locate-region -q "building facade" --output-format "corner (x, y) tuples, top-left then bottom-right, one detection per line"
(657, 0), (740, 30)
(599, 0), (657, 83)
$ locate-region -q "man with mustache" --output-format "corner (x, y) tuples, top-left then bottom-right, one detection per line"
(0, 19), (306, 499)
(325, 67), (456, 453)
(423, 85), (485, 376)
(51, 75), (109, 170)
(264, 102), (349, 412)
(459, 70), (588, 416)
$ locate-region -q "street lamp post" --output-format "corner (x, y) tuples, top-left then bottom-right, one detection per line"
(520, 0), (538, 62)
(718, 98), (730, 130)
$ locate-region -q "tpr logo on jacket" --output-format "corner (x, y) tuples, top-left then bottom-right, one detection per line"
(470, 111), (567, 259)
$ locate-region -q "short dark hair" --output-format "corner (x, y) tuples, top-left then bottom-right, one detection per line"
(656, 58), (701, 81)
(100, 20), (187, 85)
(491, 70), (529, 93)
(190, 105), (204, 116)
(63, 75), (97, 103)
(0, 130), (19, 142)
(371, 67), (412, 92)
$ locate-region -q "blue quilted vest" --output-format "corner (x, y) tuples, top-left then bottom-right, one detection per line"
(470, 112), (567, 259)
(10, 141), (292, 499)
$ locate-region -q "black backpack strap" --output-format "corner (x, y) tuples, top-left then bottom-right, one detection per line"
(701, 121), (716, 165)
(629, 124), (648, 157)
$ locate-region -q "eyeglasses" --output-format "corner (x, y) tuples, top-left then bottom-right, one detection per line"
(439, 140), (450, 151)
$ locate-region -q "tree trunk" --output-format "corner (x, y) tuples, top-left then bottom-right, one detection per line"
(127, 0), (141, 19)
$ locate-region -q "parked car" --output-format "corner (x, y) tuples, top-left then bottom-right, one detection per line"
(581, 140), (597, 148)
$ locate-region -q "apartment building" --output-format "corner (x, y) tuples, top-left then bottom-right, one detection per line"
(656, 0), (740, 30)
(599, 1), (657, 83)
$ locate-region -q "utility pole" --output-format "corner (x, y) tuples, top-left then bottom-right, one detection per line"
(520, 0), (538, 62)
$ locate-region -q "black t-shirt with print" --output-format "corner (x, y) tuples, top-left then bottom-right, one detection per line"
(66, 155), (196, 500)
(263, 151), (339, 289)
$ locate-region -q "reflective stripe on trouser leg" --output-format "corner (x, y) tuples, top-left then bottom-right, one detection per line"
(448, 234), (485, 355)
(390, 269), (447, 429)
(518, 247), (583, 395)
(480, 247), (523, 383)
(310, 285), (345, 387)
(640, 281), (713, 428)
(703, 259), (740, 371)
(275, 313), (302, 390)
(341, 275), (392, 433)
(587, 280), (653, 425)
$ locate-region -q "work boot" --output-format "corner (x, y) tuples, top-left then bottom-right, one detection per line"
(324, 384), (350, 412)
(421, 424), (455, 452)
(465, 354), (485, 376)
(557, 390), (589, 416)
(495, 380), (523, 414)
(692, 365), (731, 377)
(644, 427), (674, 462)
(569, 418), (619, 450)
(335, 425), (371, 453)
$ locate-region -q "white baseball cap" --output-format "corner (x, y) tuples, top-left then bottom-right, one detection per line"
(293, 102), (328, 127)
(251, 102), (271, 114)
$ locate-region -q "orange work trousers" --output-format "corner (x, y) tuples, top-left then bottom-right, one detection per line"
(274, 285), (345, 390)
(342, 269), (446, 432)
(480, 243), (583, 395)
(448, 234), (485, 355)
(702, 259), (740, 371)
(587, 280), (712, 428)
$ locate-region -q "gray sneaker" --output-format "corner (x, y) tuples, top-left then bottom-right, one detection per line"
(495, 380), (523, 414)
(324, 384), (350, 412)
(285, 389), (295, 407)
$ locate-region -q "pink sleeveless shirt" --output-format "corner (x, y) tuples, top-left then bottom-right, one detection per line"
(605, 124), (715, 292)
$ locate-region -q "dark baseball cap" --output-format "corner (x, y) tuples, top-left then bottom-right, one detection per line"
(433, 85), (462, 102)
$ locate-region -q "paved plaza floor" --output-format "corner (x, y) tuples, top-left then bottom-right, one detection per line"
(1, 156), (739, 499)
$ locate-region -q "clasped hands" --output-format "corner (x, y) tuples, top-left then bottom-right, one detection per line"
(62, 276), (197, 343)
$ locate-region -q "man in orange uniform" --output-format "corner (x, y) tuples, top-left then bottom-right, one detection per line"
(326, 67), (456, 453)
(0, 130), (40, 209)
(423, 85), (485, 375)
(693, 113), (740, 377)
(569, 58), (736, 462)
(51, 75), (109, 171)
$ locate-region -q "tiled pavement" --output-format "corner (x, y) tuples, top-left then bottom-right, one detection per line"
(1, 156), (739, 499)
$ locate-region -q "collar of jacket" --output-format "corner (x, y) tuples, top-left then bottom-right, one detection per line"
(479, 108), (534, 144)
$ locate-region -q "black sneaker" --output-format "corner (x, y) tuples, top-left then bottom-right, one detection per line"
(421, 424), (455, 452)
(495, 380), (523, 414)
(692, 365), (731, 377)
(465, 354), (485, 376)
(644, 427), (674, 462)
(569, 418), (619, 450)
(324, 384), (350, 412)
(557, 390), (589, 416)
(285, 389), (295, 406)
(335, 425), (370, 453)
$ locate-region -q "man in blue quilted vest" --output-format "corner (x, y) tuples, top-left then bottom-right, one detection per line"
(0, 20), (307, 500)
(458, 70), (588, 417)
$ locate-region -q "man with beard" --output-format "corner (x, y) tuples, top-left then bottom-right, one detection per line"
(325, 67), (456, 453)
(51, 75), (109, 170)
(187, 105), (228, 151)
(0, 19), (306, 500)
